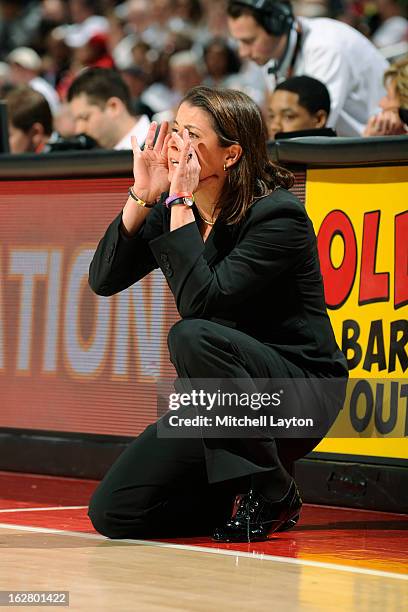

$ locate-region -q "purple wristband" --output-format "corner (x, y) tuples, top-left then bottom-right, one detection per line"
(165, 193), (194, 208)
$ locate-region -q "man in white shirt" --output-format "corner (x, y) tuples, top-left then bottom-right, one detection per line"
(67, 67), (150, 150)
(227, 0), (390, 136)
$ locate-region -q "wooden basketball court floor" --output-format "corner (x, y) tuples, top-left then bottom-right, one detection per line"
(0, 471), (406, 611)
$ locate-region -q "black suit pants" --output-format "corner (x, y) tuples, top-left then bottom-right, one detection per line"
(88, 319), (333, 539)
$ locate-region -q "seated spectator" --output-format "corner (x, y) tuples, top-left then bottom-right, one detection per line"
(295, 1), (329, 18)
(169, 0), (211, 48)
(30, 0), (69, 58)
(152, 50), (204, 123)
(5, 86), (53, 153)
(266, 76), (335, 140)
(172, 0), (205, 30)
(162, 31), (195, 56)
(203, 36), (266, 106)
(43, 26), (72, 89)
(67, 67), (150, 149)
(363, 55), (408, 136)
(206, 0), (230, 38)
(7, 47), (60, 115)
(64, 0), (109, 48)
(371, 0), (408, 50)
(131, 40), (155, 73)
(0, 0), (42, 58)
(111, 0), (155, 69)
(147, 0), (180, 49)
(138, 51), (180, 115)
(203, 37), (242, 89)
(68, 32), (115, 70)
(170, 50), (204, 99)
(120, 66), (155, 119)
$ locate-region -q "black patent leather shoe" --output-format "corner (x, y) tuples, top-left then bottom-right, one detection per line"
(212, 481), (302, 543)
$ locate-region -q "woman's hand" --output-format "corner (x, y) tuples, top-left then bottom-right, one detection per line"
(131, 121), (171, 203)
(169, 129), (201, 195)
(363, 110), (406, 137)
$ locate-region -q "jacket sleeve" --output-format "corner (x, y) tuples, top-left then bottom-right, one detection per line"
(89, 203), (165, 296)
(148, 200), (310, 318)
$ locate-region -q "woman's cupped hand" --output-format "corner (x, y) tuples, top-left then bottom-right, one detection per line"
(169, 129), (201, 195)
(131, 121), (171, 204)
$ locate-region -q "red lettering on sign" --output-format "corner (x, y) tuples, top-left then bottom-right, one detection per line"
(317, 210), (357, 309)
(395, 211), (408, 309)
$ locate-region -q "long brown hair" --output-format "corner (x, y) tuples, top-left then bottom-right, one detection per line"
(181, 86), (294, 225)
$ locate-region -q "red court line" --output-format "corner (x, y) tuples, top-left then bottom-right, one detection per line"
(1, 471), (407, 574)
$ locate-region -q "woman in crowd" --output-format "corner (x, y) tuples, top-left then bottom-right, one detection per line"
(364, 55), (408, 135)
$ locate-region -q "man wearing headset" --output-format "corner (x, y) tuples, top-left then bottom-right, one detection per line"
(227, 0), (389, 136)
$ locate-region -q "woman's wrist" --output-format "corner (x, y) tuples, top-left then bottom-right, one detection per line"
(132, 186), (164, 207)
(170, 203), (195, 231)
(132, 186), (149, 200)
(132, 186), (162, 205)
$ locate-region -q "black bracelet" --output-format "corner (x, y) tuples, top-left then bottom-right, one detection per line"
(128, 187), (155, 208)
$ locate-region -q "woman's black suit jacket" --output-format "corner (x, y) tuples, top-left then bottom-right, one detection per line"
(89, 188), (348, 379)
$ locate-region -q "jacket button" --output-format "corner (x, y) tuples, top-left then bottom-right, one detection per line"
(160, 253), (169, 263)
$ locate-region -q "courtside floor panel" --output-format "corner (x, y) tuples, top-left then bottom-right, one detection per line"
(0, 471), (406, 575)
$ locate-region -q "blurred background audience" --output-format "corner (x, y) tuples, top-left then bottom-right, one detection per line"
(0, 0), (407, 152)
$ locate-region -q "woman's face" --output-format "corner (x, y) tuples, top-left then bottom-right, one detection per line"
(168, 101), (230, 191)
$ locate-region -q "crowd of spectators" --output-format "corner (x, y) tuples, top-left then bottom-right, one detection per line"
(0, 0), (407, 152)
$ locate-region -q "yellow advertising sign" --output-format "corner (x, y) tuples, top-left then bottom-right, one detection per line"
(306, 166), (408, 461)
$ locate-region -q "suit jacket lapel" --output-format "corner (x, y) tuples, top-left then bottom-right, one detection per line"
(162, 205), (238, 267)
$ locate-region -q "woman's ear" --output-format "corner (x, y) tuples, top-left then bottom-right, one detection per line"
(225, 143), (242, 169)
(314, 110), (328, 128)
